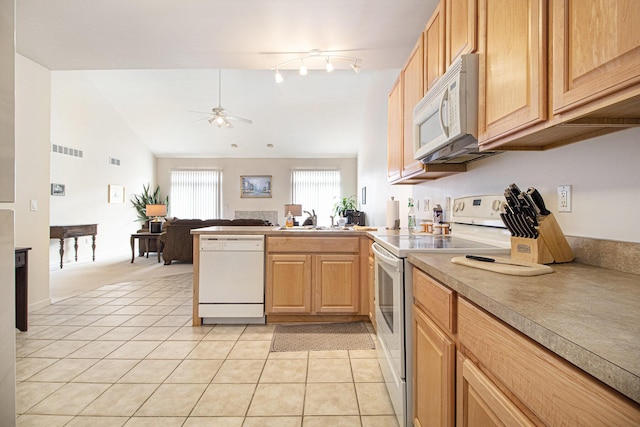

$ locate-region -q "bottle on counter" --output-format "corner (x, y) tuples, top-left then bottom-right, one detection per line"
(285, 211), (294, 227)
(408, 198), (417, 232)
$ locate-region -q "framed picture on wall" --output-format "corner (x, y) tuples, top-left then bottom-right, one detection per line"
(241, 175), (272, 198)
(361, 186), (366, 205)
(51, 183), (65, 196)
(108, 184), (125, 204)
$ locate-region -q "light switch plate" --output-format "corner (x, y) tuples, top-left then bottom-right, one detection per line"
(30, 200), (38, 211)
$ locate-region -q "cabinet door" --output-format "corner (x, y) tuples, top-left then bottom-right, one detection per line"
(477, 0), (546, 145)
(266, 254), (312, 314)
(387, 77), (403, 182)
(413, 305), (455, 427)
(552, 0), (640, 113)
(425, 0), (446, 91)
(402, 39), (425, 178)
(314, 254), (359, 314)
(456, 353), (535, 427)
(446, 0), (477, 67)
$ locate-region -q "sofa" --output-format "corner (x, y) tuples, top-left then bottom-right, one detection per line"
(159, 218), (270, 264)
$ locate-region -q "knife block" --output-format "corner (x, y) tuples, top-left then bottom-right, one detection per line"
(510, 213), (574, 264)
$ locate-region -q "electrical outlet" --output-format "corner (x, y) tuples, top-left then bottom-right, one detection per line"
(557, 185), (572, 212)
(423, 199), (430, 211)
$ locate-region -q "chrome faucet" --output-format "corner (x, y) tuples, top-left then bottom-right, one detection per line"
(303, 210), (317, 227)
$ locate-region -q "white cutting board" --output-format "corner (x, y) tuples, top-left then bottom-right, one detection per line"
(451, 256), (554, 276)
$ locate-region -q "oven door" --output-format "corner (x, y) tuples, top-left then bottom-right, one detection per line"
(372, 242), (405, 426)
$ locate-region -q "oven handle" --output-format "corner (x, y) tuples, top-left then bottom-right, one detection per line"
(372, 242), (402, 270)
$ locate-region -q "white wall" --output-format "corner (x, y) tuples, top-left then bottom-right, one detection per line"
(13, 55), (51, 310)
(49, 71), (156, 266)
(0, 1), (15, 423)
(409, 127), (640, 242)
(156, 157), (357, 226)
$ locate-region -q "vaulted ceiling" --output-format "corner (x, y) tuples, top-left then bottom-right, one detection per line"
(16, 0), (437, 158)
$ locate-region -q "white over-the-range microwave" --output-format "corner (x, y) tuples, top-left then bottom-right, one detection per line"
(413, 53), (497, 164)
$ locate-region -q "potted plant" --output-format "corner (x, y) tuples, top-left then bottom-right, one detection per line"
(332, 195), (357, 218)
(130, 184), (169, 228)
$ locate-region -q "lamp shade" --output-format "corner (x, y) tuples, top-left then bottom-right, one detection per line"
(146, 204), (167, 217)
(284, 204), (303, 217)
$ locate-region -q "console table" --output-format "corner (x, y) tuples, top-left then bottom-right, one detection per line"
(15, 247), (31, 331)
(50, 224), (97, 269)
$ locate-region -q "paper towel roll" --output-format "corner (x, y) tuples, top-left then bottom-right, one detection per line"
(386, 199), (400, 229)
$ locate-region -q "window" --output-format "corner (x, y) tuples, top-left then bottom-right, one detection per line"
(170, 170), (222, 219)
(291, 170), (341, 227)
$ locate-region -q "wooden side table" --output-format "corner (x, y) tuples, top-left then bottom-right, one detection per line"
(15, 247), (31, 331)
(130, 232), (161, 263)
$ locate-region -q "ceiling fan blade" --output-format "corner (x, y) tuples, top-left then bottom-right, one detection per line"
(188, 110), (213, 115)
(227, 115), (253, 124)
(193, 116), (211, 123)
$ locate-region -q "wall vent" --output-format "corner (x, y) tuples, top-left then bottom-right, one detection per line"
(109, 157), (121, 166)
(52, 144), (83, 158)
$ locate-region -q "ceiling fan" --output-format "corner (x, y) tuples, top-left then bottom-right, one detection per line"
(191, 69), (252, 128)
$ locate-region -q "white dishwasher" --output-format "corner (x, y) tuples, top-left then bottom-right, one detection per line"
(198, 235), (265, 324)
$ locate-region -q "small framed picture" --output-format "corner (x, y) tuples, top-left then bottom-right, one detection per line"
(108, 184), (125, 204)
(361, 186), (367, 205)
(241, 175), (272, 198)
(51, 183), (65, 196)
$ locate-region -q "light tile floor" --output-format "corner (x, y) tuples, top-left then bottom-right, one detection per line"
(16, 273), (399, 427)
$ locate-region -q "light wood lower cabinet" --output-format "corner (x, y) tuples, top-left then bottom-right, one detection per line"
(413, 304), (455, 427)
(456, 352), (534, 427)
(266, 236), (362, 316)
(412, 266), (640, 426)
(266, 254), (312, 313)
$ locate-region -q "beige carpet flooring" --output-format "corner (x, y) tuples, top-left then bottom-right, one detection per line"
(49, 252), (193, 303)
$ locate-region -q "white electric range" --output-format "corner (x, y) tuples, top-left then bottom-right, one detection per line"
(372, 195), (511, 427)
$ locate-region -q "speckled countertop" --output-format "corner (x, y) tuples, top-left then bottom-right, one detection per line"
(408, 253), (640, 404)
(190, 226), (370, 236)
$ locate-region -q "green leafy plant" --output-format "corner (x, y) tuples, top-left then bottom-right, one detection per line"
(130, 184), (169, 225)
(332, 195), (357, 217)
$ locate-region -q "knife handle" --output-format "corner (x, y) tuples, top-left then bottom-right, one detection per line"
(465, 255), (495, 263)
(526, 187), (551, 215)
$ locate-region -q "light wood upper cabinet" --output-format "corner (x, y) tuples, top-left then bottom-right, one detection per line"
(401, 39), (425, 178)
(387, 77), (403, 183)
(477, 0), (547, 144)
(424, 0), (446, 91)
(552, 0), (640, 113)
(445, 0), (477, 67)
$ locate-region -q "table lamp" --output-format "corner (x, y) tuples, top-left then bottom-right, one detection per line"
(146, 204), (167, 233)
(284, 204), (303, 226)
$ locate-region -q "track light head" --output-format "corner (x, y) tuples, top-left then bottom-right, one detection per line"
(275, 69), (284, 83)
(325, 57), (334, 72)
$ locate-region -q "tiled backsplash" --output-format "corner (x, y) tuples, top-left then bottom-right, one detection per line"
(235, 210), (278, 226)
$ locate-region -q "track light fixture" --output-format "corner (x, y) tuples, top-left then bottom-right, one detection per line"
(271, 49), (362, 83)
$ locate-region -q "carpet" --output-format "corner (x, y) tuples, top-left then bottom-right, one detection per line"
(270, 322), (375, 352)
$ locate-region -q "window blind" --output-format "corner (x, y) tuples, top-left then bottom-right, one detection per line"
(170, 170), (222, 219)
(292, 170), (341, 227)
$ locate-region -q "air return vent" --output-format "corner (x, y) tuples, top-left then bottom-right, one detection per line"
(109, 157), (121, 166)
(52, 144), (83, 158)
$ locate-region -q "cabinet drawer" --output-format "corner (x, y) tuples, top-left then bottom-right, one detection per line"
(267, 236), (360, 254)
(458, 298), (640, 425)
(413, 267), (456, 334)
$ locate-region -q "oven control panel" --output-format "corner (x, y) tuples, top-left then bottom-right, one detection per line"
(451, 195), (506, 227)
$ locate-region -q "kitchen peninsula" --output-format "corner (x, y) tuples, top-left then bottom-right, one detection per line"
(190, 226), (374, 327)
